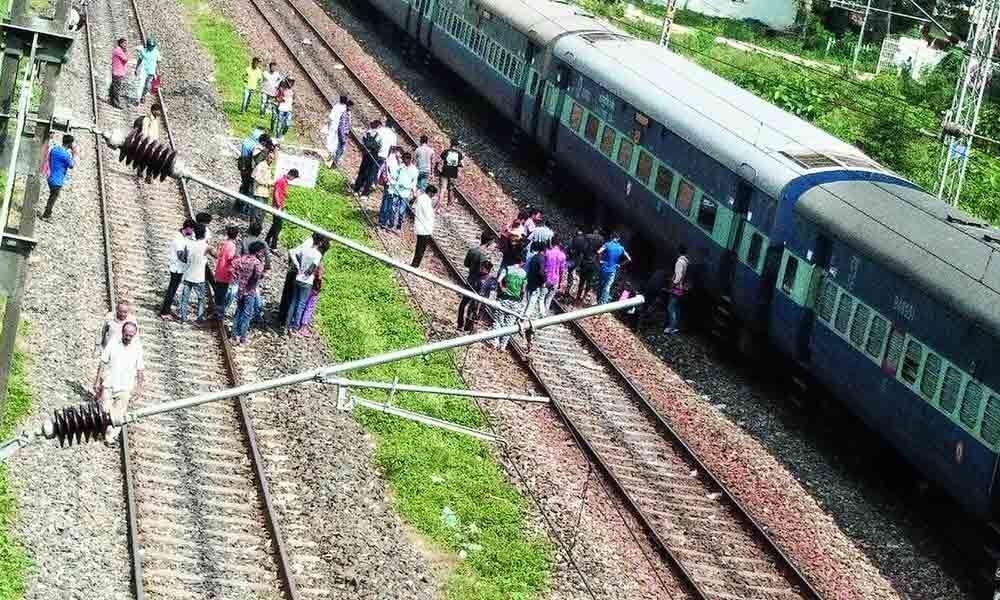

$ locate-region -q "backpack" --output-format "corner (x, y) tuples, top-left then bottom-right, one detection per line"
(502, 268), (525, 298)
(362, 130), (380, 155)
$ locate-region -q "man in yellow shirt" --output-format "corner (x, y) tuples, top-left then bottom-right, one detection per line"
(241, 57), (264, 113)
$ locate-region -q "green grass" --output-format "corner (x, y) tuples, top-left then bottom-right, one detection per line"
(281, 171), (550, 599)
(0, 309), (33, 600)
(179, 0), (298, 142)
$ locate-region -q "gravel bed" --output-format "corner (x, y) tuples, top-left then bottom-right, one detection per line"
(119, 0), (440, 595)
(7, 22), (131, 599)
(246, 2), (973, 598)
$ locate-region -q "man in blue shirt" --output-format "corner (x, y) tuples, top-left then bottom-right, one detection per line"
(135, 37), (160, 105)
(42, 135), (77, 220)
(596, 233), (632, 304)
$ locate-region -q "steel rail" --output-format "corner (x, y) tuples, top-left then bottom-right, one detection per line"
(81, 8), (145, 599)
(88, 0), (300, 597)
(258, 1), (825, 598)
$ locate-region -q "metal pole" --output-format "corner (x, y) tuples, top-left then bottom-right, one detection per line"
(852, 0), (873, 72)
(659, 0), (678, 47)
(0, 36), (37, 253)
(172, 164), (526, 320)
(122, 296), (644, 424)
(352, 398), (498, 441)
(324, 376), (550, 403)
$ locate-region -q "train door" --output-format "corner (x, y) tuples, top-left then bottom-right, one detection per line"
(719, 180), (753, 300)
(415, 0), (435, 47)
(515, 42), (538, 126)
(546, 65), (571, 154)
(801, 234), (832, 360)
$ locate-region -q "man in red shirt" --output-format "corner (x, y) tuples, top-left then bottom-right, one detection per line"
(110, 37), (129, 109)
(213, 226), (240, 319)
(264, 168), (298, 250)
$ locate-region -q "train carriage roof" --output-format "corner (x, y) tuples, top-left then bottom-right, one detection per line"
(551, 33), (900, 198)
(475, 0), (615, 46)
(798, 181), (1000, 337)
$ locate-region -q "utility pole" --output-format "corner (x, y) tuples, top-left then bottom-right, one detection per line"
(658, 0), (680, 47)
(852, 0), (874, 71)
(936, 0), (1000, 205)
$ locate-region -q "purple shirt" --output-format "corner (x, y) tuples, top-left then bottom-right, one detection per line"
(544, 246), (566, 286)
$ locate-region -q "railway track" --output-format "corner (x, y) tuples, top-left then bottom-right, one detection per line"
(83, 0), (299, 598)
(247, 1), (825, 598)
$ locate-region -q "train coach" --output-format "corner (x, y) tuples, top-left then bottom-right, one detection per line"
(358, 0), (1000, 523)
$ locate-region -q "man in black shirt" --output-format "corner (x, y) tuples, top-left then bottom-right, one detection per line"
(457, 232), (495, 331)
(524, 241), (548, 317)
(438, 138), (463, 205)
(572, 227), (604, 303)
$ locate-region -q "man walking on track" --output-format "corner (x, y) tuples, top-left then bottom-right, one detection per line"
(109, 37), (129, 109)
(265, 168), (297, 250)
(438, 138), (463, 205)
(134, 36), (160, 105)
(415, 135), (435, 192)
(596, 232), (632, 304)
(93, 321), (144, 446)
(410, 184), (438, 268)
(664, 245), (691, 334)
(456, 232), (495, 331)
(41, 134), (77, 220)
(324, 96), (352, 168)
(353, 120), (382, 197)
(95, 300), (138, 358)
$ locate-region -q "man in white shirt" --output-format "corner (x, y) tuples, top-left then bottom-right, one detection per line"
(286, 238), (329, 334)
(277, 233), (321, 324)
(410, 184), (438, 268)
(376, 120), (398, 161)
(390, 151), (420, 231)
(260, 61), (282, 117)
(93, 322), (144, 445)
(96, 300), (138, 358)
(179, 223), (215, 323)
(160, 218), (195, 320)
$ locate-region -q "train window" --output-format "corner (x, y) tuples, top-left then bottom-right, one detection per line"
(899, 338), (923, 385)
(676, 181), (695, 216)
(939, 366), (962, 413)
(816, 278), (837, 323)
(883, 329), (905, 374)
(982, 395), (1000, 445)
(849, 304), (870, 347)
(834, 294), (853, 334)
(617, 139), (634, 169)
(959, 380), (984, 429)
(920, 353), (942, 400)
(865, 315), (888, 359)
(599, 127), (616, 157)
(636, 151), (653, 184)
(748, 232), (764, 270)
(781, 256), (798, 295)
(569, 103), (584, 132)
(584, 114), (600, 143)
(528, 71), (539, 96)
(654, 167), (673, 199)
(697, 196), (718, 233)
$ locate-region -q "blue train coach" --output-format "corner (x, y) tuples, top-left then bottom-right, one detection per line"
(360, 0), (1000, 522)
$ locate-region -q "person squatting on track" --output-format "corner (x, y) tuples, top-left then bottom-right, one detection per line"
(95, 300), (138, 358)
(230, 241), (267, 345)
(213, 225), (240, 319)
(456, 232), (496, 332)
(665, 245), (691, 334)
(285, 237), (329, 336)
(41, 134), (77, 220)
(241, 57), (263, 114)
(134, 36), (160, 105)
(265, 168), (298, 250)
(179, 223), (216, 323)
(93, 321), (144, 446)
(410, 184), (438, 268)
(109, 37), (129, 109)
(324, 95), (352, 168)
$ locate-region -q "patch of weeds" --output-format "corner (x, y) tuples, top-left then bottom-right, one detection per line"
(280, 170), (550, 599)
